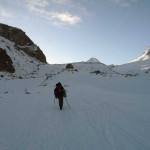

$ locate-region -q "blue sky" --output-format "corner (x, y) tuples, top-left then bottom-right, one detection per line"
(0, 0), (150, 65)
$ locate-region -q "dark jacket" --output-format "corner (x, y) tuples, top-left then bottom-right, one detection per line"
(54, 82), (66, 98)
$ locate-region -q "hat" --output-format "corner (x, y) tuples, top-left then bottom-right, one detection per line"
(56, 82), (62, 86)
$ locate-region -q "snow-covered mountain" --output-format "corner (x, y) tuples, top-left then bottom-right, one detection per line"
(1, 23), (150, 80)
(86, 57), (100, 64)
(0, 36), (47, 79)
(0, 23), (118, 79)
(112, 47), (150, 76)
(0, 23), (48, 79)
(0, 23), (46, 63)
(130, 47), (150, 62)
(0, 37), (116, 79)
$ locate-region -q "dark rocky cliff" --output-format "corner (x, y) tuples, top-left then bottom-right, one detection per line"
(0, 48), (15, 73)
(0, 23), (47, 63)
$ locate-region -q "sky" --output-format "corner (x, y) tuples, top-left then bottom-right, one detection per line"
(0, 0), (150, 65)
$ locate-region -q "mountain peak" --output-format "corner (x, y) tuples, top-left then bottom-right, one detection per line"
(87, 58), (100, 64)
(130, 47), (150, 63)
(145, 47), (150, 56)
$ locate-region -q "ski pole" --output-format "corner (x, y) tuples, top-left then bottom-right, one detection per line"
(54, 97), (55, 109)
(65, 97), (70, 109)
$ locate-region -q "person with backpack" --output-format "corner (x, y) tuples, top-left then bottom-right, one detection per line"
(54, 82), (66, 110)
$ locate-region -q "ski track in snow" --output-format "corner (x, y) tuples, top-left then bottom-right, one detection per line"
(0, 73), (150, 150)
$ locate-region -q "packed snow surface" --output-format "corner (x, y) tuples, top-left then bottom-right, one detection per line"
(0, 71), (150, 150)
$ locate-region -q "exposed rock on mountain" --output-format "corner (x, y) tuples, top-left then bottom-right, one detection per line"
(0, 48), (15, 73)
(0, 23), (47, 63)
(0, 36), (45, 78)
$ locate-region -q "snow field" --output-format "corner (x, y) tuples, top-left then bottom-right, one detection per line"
(0, 72), (150, 150)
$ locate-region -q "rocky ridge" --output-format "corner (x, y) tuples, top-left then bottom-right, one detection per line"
(0, 23), (47, 64)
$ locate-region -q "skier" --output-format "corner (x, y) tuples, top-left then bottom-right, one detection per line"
(54, 82), (66, 110)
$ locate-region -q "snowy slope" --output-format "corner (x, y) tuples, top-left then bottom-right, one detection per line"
(0, 71), (150, 150)
(44, 62), (118, 78)
(0, 36), (117, 79)
(113, 58), (150, 75)
(0, 36), (45, 79)
(130, 47), (150, 62)
(113, 47), (150, 76)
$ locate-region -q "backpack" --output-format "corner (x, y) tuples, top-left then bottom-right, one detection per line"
(57, 86), (67, 97)
(57, 86), (63, 93)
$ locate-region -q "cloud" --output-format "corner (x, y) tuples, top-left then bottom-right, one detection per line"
(50, 12), (81, 25)
(110, 0), (137, 7)
(0, 0), (83, 27)
(26, 0), (82, 26)
(51, 0), (72, 6)
(0, 9), (14, 19)
(26, 0), (49, 10)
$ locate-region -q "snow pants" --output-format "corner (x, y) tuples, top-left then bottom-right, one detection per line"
(58, 97), (63, 110)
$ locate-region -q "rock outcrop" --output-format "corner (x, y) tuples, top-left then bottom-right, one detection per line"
(0, 23), (47, 63)
(0, 48), (15, 73)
